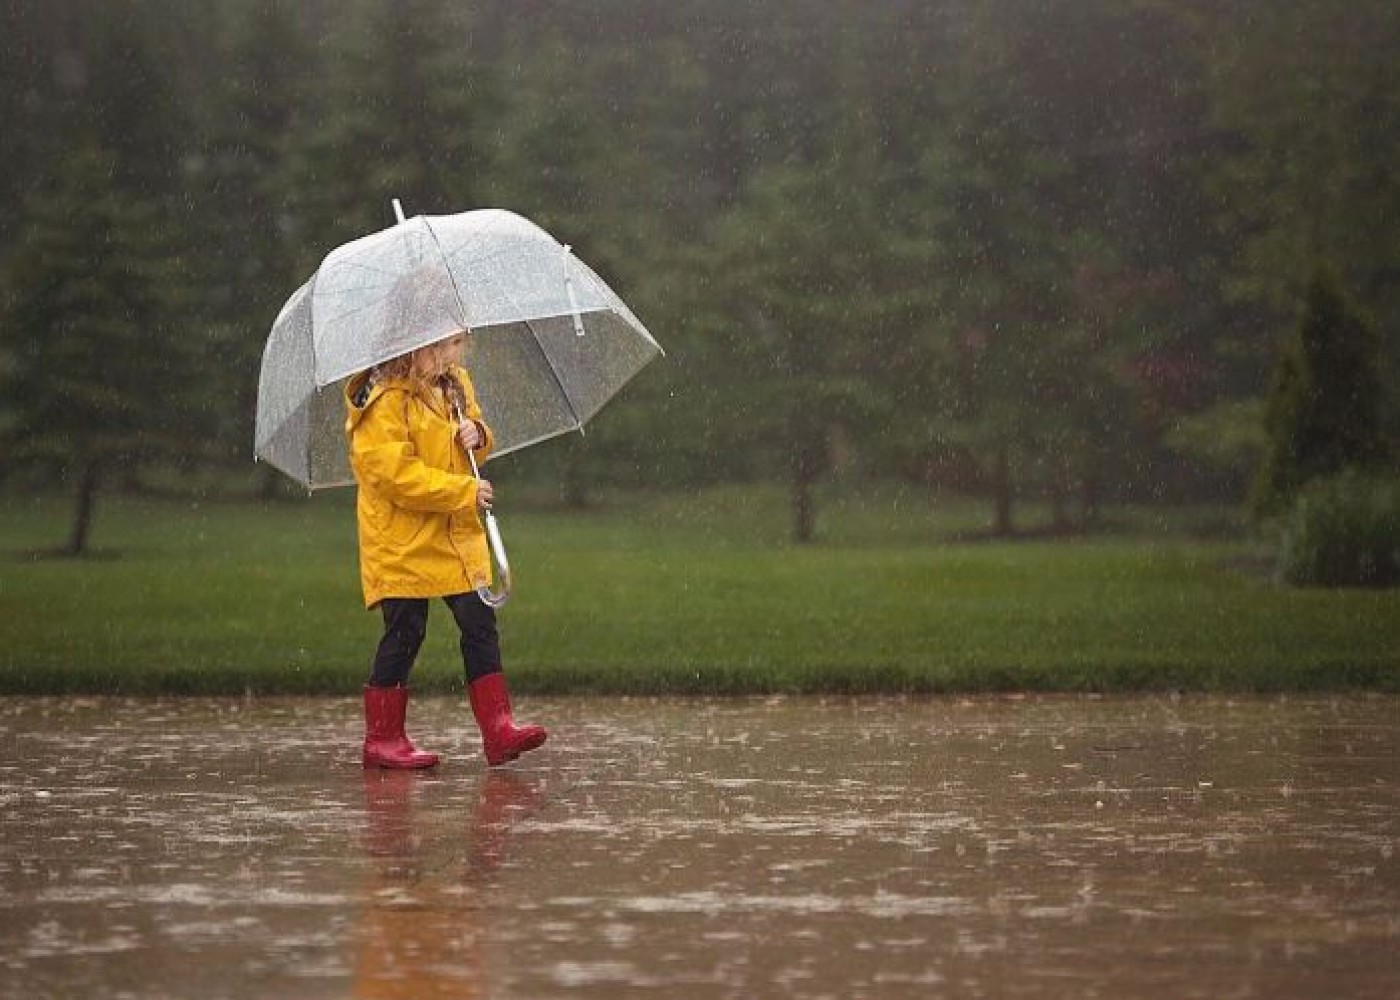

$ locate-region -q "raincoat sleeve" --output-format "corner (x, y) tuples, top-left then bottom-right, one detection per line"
(352, 393), (476, 513)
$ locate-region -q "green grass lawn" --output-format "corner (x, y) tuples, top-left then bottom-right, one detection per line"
(1, 486), (1396, 695)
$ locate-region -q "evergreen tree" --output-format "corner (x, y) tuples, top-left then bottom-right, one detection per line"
(1251, 265), (1390, 517)
(1197, 0), (1400, 410)
(928, 0), (1205, 530)
(0, 140), (195, 554)
(936, 13), (1076, 535)
(0, 5), (55, 258)
(708, 153), (897, 543)
(282, 0), (486, 261)
(196, 0), (315, 486)
(481, 20), (708, 505)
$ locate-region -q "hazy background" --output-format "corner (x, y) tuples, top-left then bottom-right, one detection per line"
(1, 0), (1396, 544)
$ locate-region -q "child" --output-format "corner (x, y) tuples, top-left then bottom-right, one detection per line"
(345, 330), (547, 769)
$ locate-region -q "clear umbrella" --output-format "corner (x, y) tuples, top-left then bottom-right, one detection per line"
(254, 202), (663, 604)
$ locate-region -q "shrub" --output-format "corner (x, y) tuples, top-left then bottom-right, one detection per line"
(1251, 266), (1389, 518)
(1277, 471), (1400, 588)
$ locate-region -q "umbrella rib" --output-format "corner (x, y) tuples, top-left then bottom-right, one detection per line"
(518, 313), (587, 429)
(420, 217), (472, 335)
(487, 422), (586, 462)
(421, 218), (586, 431)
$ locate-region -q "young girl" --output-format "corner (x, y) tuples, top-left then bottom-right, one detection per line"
(345, 331), (546, 769)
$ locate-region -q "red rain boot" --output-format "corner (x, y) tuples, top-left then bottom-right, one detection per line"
(467, 671), (547, 766)
(362, 684), (440, 769)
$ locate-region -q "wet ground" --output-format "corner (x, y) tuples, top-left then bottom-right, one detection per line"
(0, 695), (1396, 999)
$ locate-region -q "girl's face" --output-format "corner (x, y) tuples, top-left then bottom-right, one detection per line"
(416, 332), (467, 378)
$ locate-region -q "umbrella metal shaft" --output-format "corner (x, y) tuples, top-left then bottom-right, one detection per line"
(454, 399), (511, 608)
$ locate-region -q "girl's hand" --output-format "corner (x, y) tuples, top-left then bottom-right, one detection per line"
(456, 420), (482, 451)
(476, 478), (494, 510)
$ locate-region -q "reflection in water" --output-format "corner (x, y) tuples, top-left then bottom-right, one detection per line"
(0, 696), (1396, 999)
(354, 770), (544, 1000)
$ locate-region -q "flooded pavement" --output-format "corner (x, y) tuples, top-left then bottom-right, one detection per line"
(1, 695), (1397, 999)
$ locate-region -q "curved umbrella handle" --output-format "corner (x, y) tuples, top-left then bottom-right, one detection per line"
(454, 398), (512, 607)
(477, 508), (512, 608)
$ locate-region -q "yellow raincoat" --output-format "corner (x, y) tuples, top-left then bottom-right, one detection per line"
(345, 366), (495, 608)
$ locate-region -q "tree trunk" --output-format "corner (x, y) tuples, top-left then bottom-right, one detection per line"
(1050, 489), (1069, 531)
(1081, 474), (1101, 527)
(562, 446), (589, 511)
(257, 464), (283, 502)
(68, 459), (101, 557)
(790, 434), (820, 545)
(791, 468), (815, 545)
(992, 446), (1014, 537)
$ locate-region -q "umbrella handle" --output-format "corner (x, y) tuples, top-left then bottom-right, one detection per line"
(457, 403), (512, 607)
(477, 508), (512, 609)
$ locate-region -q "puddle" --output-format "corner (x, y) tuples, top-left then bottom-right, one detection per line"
(0, 695), (1396, 998)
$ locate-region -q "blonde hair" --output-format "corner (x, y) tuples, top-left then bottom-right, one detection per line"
(370, 335), (468, 413)
(372, 348), (435, 384)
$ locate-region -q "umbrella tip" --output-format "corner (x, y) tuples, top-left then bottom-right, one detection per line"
(392, 198), (407, 224)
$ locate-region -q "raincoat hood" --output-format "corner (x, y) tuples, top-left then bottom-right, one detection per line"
(344, 370), (417, 432)
(344, 369), (378, 430)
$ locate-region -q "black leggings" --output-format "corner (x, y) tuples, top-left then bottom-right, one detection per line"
(369, 593), (502, 687)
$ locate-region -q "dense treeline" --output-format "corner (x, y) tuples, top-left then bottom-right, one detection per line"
(1, 0), (1396, 544)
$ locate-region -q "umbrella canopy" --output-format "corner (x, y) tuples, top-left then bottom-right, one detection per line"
(255, 207), (662, 489)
